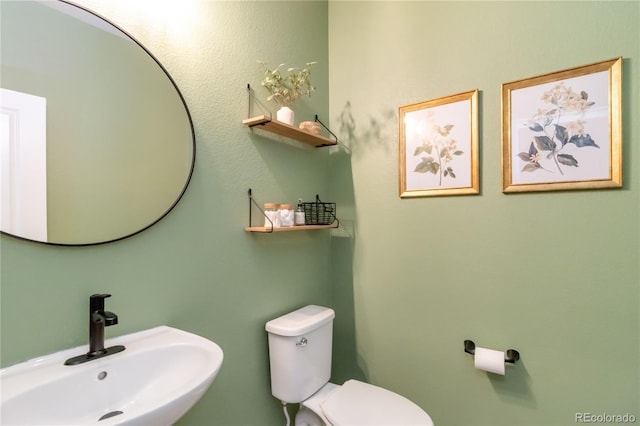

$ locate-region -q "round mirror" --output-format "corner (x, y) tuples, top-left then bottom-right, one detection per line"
(0, 0), (195, 245)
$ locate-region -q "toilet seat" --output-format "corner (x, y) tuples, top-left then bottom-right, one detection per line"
(320, 380), (433, 426)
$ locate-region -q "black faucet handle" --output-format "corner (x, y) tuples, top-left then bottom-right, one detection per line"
(103, 311), (118, 326)
(92, 310), (118, 325)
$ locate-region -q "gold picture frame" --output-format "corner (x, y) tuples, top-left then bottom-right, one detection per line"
(501, 57), (622, 193)
(399, 90), (479, 198)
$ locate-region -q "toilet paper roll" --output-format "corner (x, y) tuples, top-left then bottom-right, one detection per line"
(474, 347), (505, 375)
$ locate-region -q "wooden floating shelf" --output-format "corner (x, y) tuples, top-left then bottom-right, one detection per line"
(245, 223), (338, 233)
(242, 115), (338, 148)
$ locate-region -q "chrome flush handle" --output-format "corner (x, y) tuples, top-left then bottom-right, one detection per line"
(296, 337), (308, 347)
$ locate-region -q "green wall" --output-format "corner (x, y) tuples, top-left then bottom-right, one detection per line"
(328, 1), (639, 425)
(1, 1), (638, 426)
(1, 2), (334, 425)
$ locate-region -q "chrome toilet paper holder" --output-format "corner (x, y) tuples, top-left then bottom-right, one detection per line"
(464, 340), (520, 364)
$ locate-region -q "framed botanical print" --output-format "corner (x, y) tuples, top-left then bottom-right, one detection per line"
(399, 90), (479, 198)
(501, 57), (622, 193)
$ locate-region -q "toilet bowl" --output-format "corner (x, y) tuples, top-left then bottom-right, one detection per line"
(296, 380), (434, 426)
(266, 305), (434, 426)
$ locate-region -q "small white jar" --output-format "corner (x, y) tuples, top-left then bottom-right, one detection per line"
(279, 204), (295, 227)
(264, 203), (280, 229)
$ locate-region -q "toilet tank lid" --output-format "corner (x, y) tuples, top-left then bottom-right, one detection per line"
(266, 305), (335, 336)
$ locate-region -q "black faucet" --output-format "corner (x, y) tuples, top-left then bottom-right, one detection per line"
(65, 294), (126, 365)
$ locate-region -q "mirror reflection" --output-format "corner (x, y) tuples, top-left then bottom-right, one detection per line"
(0, 0), (195, 245)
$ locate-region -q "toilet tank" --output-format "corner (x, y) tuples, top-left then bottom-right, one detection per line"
(265, 305), (335, 403)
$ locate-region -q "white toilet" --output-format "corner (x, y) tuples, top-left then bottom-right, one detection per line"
(266, 305), (434, 426)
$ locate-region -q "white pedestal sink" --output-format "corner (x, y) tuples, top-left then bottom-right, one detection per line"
(0, 326), (223, 425)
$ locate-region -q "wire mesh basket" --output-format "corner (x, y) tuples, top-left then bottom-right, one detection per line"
(302, 195), (337, 225)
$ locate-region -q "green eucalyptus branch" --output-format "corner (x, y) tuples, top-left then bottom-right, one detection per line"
(258, 61), (317, 108)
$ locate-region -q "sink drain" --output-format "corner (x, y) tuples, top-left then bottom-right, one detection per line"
(98, 411), (124, 421)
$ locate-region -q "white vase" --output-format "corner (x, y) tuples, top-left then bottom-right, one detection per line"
(276, 106), (295, 125)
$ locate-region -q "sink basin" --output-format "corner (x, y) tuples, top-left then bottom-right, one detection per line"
(0, 326), (223, 425)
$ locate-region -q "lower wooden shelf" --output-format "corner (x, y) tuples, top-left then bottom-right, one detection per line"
(244, 189), (339, 233)
(245, 223), (338, 233)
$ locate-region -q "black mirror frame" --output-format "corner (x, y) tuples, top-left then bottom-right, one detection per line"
(0, 0), (196, 247)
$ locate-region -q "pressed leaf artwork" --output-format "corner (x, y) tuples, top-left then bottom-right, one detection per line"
(412, 118), (464, 186)
(399, 90), (478, 197)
